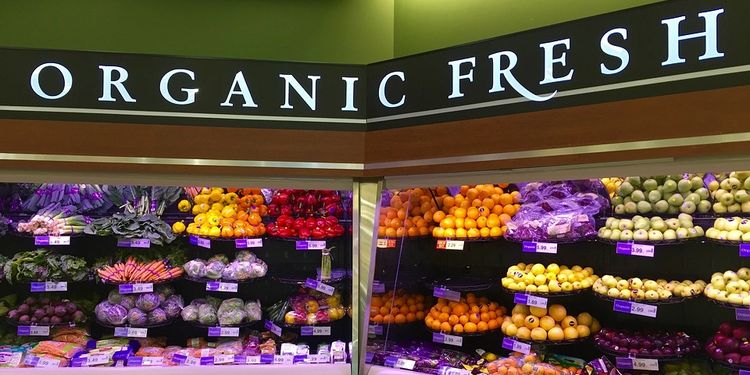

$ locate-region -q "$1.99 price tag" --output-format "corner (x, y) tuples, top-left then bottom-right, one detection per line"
(522, 241), (557, 254)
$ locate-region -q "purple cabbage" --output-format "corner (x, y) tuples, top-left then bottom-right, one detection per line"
(148, 308), (168, 324)
(127, 308), (148, 326)
(135, 293), (161, 312)
(105, 304), (128, 325)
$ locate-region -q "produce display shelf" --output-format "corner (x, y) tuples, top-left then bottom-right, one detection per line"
(271, 273), (348, 286)
(184, 319), (260, 329)
(13, 364), (352, 375)
(6, 319), (83, 328)
(711, 359), (750, 372)
(705, 238), (748, 248)
(507, 336), (591, 346)
(95, 316), (178, 329)
(594, 293), (700, 306)
(425, 325), (501, 338)
(367, 364), (431, 375)
(596, 238), (694, 247)
(182, 235), (265, 243)
(506, 238), (595, 245)
(367, 322), (422, 336)
(500, 286), (590, 298)
(596, 344), (697, 361)
(707, 298), (750, 310)
(183, 276), (263, 285)
(426, 277), (497, 293)
(99, 278), (179, 287)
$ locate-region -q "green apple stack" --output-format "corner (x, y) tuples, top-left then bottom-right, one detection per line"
(704, 268), (750, 306)
(597, 214), (704, 242)
(706, 217), (750, 242)
(708, 171), (750, 213)
(612, 175), (710, 215)
(593, 275), (705, 301)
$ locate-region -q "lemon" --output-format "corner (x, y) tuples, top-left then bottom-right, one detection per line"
(172, 221), (186, 234)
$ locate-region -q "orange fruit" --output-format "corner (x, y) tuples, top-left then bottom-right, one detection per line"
(464, 218), (477, 229)
(490, 227), (502, 237)
(454, 217), (464, 229)
(503, 205), (517, 216)
(432, 227), (444, 238)
(406, 313), (416, 322)
(499, 194), (513, 205)
(477, 321), (489, 332)
(488, 319), (499, 330)
(440, 217), (454, 229)
(407, 227), (419, 236)
(479, 227), (490, 238)
(467, 207), (480, 219)
(454, 207), (467, 219)
(396, 227), (406, 237)
(431, 320), (442, 331)
(432, 211), (446, 223)
(482, 198), (495, 209)
(438, 312), (449, 322)
(442, 196), (455, 208)
(383, 315), (394, 324)
(440, 322), (452, 332)
(395, 314), (407, 324)
(459, 315), (469, 325)
(415, 311), (425, 320)
(476, 216), (487, 228)
(455, 228), (467, 238)
(448, 315), (459, 325)
(466, 188), (479, 201)
(372, 315), (384, 324)
(464, 322), (478, 333)
(467, 228), (480, 239)
(377, 227), (387, 237)
(441, 305), (451, 314)
(480, 312), (490, 322)
(419, 226), (430, 236)
(385, 228), (397, 238)
(453, 324), (464, 334)
(469, 313), (481, 324)
(443, 228), (456, 238)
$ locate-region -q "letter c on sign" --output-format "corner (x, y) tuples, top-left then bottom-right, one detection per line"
(30, 63), (73, 100)
(378, 71), (406, 108)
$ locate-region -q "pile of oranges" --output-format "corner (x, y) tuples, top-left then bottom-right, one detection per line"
(432, 184), (520, 239)
(377, 188), (449, 238)
(424, 293), (506, 335)
(369, 289), (429, 325)
(487, 352), (581, 375)
(178, 187), (268, 238)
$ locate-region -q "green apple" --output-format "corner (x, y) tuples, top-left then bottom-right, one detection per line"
(609, 229), (622, 241)
(705, 227), (719, 239)
(617, 181), (634, 197)
(736, 189), (750, 203)
(680, 201), (696, 214)
(725, 270), (739, 280)
(631, 190), (645, 202)
(626, 176), (641, 188)
(728, 230), (743, 241)
(720, 178), (732, 191)
(663, 229), (677, 240)
(726, 217), (740, 231)
(738, 267), (750, 280)
(634, 218), (651, 230)
(647, 190), (662, 203)
(695, 187), (709, 200)
(667, 193), (684, 207)
(697, 200), (711, 213)
(601, 229), (612, 239)
(677, 179), (692, 193)
(654, 200), (669, 213)
(642, 178), (658, 191)
(605, 217), (616, 228)
(648, 230), (664, 241)
(614, 204), (626, 214)
(597, 227), (608, 238)
(619, 229), (633, 241)
(739, 219), (750, 233)
(663, 179), (678, 193)
(694, 226), (704, 236)
(742, 201), (750, 213)
(609, 218), (621, 230)
(744, 176), (750, 190)
(685, 193), (700, 205)
(624, 202), (637, 214)
(743, 232), (750, 242)
(720, 192), (736, 206)
(618, 219), (633, 231)
(728, 177), (742, 190)
(690, 176), (704, 190)
(611, 196), (623, 206)
(714, 202), (728, 213)
(676, 228), (689, 239)
(637, 201), (652, 213)
(633, 229), (649, 241)
(665, 219), (680, 230)
(708, 179), (720, 191)
(651, 220), (667, 232)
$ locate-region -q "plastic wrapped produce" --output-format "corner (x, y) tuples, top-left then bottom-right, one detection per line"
(250, 262), (267, 278)
(198, 304), (217, 325)
(235, 251), (256, 263)
(181, 305), (198, 322)
(218, 308), (247, 326)
(135, 293), (161, 312)
(218, 298), (244, 314)
(127, 308), (148, 326)
(245, 301), (262, 321)
(105, 304), (128, 325)
(163, 295), (183, 318)
(505, 180), (609, 242)
(119, 295), (136, 310)
(107, 290), (123, 305)
(147, 308), (168, 325)
(205, 261), (224, 280)
(95, 301), (113, 322)
(183, 260), (206, 279)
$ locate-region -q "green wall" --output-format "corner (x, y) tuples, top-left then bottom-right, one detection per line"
(393, 0), (665, 57)
(0, 0), (668, 63)
(0, 0), (394, 64)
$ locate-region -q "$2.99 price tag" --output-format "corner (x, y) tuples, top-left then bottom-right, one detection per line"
(613, 300), (657, 318)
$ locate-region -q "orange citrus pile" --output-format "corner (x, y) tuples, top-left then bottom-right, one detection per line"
(501, 304), (601, 342)
(181, 187), (268, 238)
(377, 187), (450, 238)
(487, 352), (579, 375)
(424, 293), (506, 335)
(369, 289), (429, 324)
(432, 184), (520, 239)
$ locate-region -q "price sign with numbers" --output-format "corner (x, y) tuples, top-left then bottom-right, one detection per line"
(522, 241), (557, 254)
(616, 357), (658, 371)
(377, 238), (397, 249)
(189, 235), (211, 249)
(385, 356), (416, 370)
(304, 278), (335, 295)
(114, 327), (148, 338)
(34, 236), (70, 246)
(117, 238), (151, 248)
(439, 367), (471, 375)
(613, 300), (657, 318)
(208, 327), (239, 337)
(296, 240), (326, 250)
(17, 326), (50, 336)
(30, 281), (67, 292)
(616, 242), (655, 257)
(372, 281), (386, 293)
(235, 238), (263, 248)
(300, 326), (331, 336)
(433, 332), (463, 347)
(436, 240), (465, 250)
(513, 293), (548, 308)
(264, 320), (282, 336)
(433, 287), (461, 302)
(205, 282), (238, 292)
(502, 338), (531, 354)
(741, 244), (750, 257)
(119, 283), (154, 294)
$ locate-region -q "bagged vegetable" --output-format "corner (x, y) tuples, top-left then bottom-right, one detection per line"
(127, 308), (148, 326)
(105, 304), (128, 325)
(218, 308), (247, 326)
(30, 341), (84, 359)
(180, 305), (198, 322)
(147, 308), (168, 325)
(197, 304), (217, 325)
(162, 295), (183, 318)
(244, 301), (262, 321)
(135, 293), (160, 312)
(205, 261), (224, 280)
(235, 251), (256, 263)
(120, 295), (136, 310)
(183, 260), (206, 278)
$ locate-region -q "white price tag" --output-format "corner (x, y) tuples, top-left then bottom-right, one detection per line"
(436, 240), (465, 250)
(245, 356), (261, 364)
(631, 244), (655, 257)
(37, 358), (61, 368)
(376, 238), (396, 248)
(502, 338), (531, 354)
(214, 354), (234, 364)
(630, 302), (658, 318)
(433, 333), (463, 347)
(142, 357), (164, 366)
(86, 354), (110, 366)
(395, 358), (416, 370)
(49, 236), (71, 246)
(114, 327), (148, 338)
(632, 358), (659, 371)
